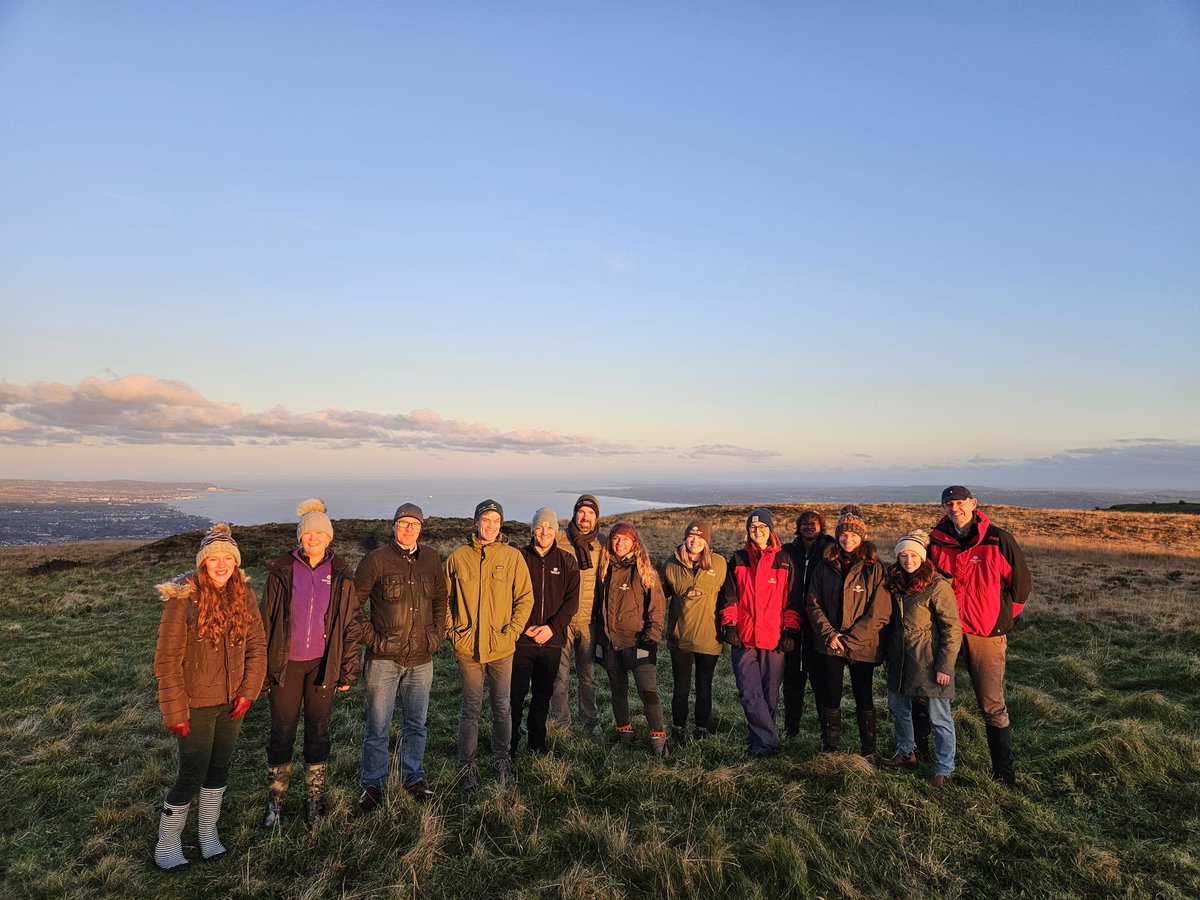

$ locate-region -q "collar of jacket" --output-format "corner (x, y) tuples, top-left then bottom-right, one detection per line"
(470, 530), (510, 550)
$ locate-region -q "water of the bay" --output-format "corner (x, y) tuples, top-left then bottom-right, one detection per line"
(168, 477), (676, 526)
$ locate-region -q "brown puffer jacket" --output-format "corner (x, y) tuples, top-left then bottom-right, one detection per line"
(154, 575), (267, 728)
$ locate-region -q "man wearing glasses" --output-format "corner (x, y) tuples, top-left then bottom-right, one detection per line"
(354, 503), (447, 811)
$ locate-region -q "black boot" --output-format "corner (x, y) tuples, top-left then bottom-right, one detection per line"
(856, 708), (877, 764)
(820, 707), (842, 752)
(986, 724), (1016, 787)
(911, 697), (932, 761)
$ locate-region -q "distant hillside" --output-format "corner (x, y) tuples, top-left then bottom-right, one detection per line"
(1106, 501), (1200, 515)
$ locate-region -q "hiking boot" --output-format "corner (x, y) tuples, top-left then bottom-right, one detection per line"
(929, 773), (956, 788)
(494, 757), (515, 787)
(694, 726), (710, 741)
(671, 725), (689, 747)
(459, 762), (481, 793)
(882, 750), (919, 770)
(357, 785), (382, 815)
(404, 780), (435, 804)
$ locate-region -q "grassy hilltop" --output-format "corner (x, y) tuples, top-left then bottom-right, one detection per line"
(1, 504), (1199, 898)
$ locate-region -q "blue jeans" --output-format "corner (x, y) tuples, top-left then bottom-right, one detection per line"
(360, 657), (434, 790)
(456, 653), (514, 766)
(888, 690), (956, 777)
(732, 647), (785, 755)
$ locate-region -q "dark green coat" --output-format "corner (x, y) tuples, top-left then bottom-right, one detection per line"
(885, 574), (962, 699)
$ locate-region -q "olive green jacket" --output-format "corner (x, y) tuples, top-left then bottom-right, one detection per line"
(445, 531), (534, 663)
(885, 574), (962, 699)
(661, 547), (727, 656)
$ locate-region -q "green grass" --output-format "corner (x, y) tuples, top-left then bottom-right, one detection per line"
(2, 516), (1199, 898)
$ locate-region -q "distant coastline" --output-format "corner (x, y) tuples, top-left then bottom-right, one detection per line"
(0, 478), (241, 504)
(3, 477), (1198, 545)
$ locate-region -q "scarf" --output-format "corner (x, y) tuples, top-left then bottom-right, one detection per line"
(567, 520), (598, 570)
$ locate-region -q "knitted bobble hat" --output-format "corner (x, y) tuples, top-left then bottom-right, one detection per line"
(894, 529), (930, 562)
(835, 504), (868, 538)
(196, 522), (241, 568)
(296, 497), (333, 541)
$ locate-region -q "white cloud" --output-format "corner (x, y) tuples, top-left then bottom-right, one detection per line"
(0, 375), (640, 457)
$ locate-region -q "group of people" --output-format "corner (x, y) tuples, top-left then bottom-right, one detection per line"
(150, 487), (1030, 873)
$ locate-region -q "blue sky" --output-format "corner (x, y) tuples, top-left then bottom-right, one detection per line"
(2, 1), (1198, 489)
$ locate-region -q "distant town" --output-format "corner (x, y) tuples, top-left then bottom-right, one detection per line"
(0, 480), (231, 545)
(0, 479), (239, 504)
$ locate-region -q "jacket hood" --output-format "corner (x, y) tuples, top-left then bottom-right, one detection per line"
(156, 570), (250, 602)
(156, 576), (195, 603)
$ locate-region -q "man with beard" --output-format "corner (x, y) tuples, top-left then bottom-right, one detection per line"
(551, 494), (604, 734)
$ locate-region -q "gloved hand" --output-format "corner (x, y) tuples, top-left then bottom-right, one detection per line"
(636, 632), (657, 651)
(776, 629), (799, 653)
(722, 624), (744, 649)
(167, 721), (190, 739)
(230, 696), (252, 719)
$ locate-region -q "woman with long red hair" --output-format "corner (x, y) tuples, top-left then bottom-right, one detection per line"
(152, 523), (266, 873)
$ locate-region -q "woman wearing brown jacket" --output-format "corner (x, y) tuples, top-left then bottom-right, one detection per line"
(593, 523), (668, 755)
(152, 523), (267, 873)
(805, 506), (890, 761)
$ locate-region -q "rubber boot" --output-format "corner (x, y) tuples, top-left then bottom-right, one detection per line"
(153, 801), (190, 872)
(986, 724), (1016, 788)
(857, 708), (878, 764)
(912, 697), (932, 761)
(820, 707), (842, 752)
(264, 762), (290, 829)
(197, 786), (227, 861)
(649, 730), (668, 757)
(304, 762), (327, 829)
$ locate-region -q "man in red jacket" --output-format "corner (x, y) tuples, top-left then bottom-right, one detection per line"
(928, 486), (1031, 787)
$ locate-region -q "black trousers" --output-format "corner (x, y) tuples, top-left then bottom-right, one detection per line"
(267, 658), (336, 766)
(815, 654), (877, 711)
(510, 643), (561, 754)
(782, 636), (821, 731)
(669, 648), (719, 730)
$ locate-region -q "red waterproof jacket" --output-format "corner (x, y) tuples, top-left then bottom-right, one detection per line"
(718, 535), (799, 650)
(929, 510), (1031, 637)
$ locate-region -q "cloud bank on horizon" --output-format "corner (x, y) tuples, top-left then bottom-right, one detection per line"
(1, 375), (1196, 490)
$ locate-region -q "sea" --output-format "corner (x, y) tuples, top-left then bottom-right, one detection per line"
(169, 477), (676, 526)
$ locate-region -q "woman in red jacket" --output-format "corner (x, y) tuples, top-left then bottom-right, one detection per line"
(152, 524), (266, 873)
(718, 508), (798, 758)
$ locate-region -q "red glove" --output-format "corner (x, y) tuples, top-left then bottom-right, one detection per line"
(230, 696), (252, 719)
(167, 721), (190, 739)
